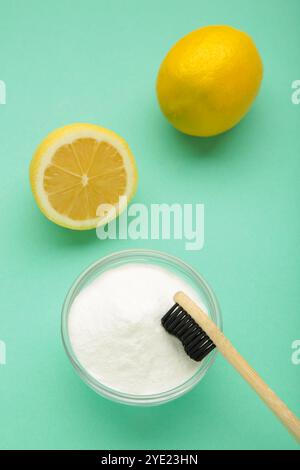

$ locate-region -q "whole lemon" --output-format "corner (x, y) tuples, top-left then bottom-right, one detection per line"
(156, 25), (263, 137)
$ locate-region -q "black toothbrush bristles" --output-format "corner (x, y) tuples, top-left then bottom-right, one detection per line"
(161, 303), (216, 362)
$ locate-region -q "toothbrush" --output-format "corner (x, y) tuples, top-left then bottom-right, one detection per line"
(161, 291), (300, 443)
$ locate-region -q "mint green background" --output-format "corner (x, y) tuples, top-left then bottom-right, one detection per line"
(0, 0), (299, 450)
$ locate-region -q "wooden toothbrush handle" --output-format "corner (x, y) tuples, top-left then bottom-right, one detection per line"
(174, 291), (300, 444)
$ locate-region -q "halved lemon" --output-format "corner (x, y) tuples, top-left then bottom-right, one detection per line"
(30, 123), (138, 230)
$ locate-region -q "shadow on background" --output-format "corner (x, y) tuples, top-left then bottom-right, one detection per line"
(25, 195), (99, 247)
(149, 97), (265, 165)
(56, 353), (224, 449)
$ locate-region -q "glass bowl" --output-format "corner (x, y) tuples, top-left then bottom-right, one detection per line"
(61, 249), (222, 406)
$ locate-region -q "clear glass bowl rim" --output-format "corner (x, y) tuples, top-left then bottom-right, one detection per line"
(61, 249), (222, 405)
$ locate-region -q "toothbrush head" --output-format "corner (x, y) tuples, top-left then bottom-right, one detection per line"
(161, 303), (216, 362)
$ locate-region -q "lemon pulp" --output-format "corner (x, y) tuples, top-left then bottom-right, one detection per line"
(30, 124), (138, 229)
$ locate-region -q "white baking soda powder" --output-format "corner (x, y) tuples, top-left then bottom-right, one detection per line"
(68, 263), (207, 395)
